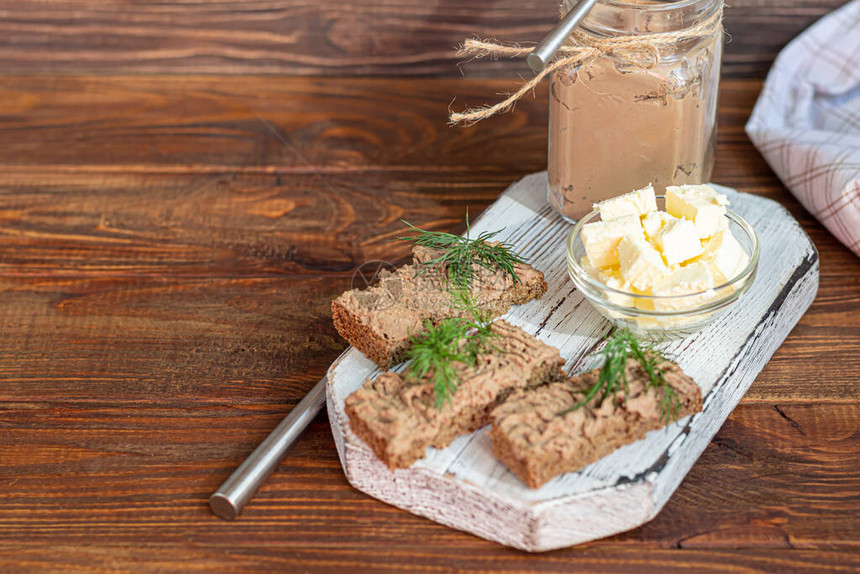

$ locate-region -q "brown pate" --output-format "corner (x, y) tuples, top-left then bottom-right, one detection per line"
(344, 320), (565, 470)
(490, 358), (702, 488)
(332, 246), (547, 369)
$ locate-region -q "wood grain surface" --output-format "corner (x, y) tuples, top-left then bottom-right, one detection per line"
(0, 0), (851, 78)
(0, 73), (858, 571)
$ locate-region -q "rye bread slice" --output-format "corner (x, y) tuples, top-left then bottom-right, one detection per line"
(490, 359), (702, 489)
(332, 246), (547, 369)
(344, 320), (565, 470)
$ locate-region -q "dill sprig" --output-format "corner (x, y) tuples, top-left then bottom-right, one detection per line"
(405, 293), (496, 408)
(398, 212), (526, 289)
(399, 212), (518, 407)
(558, 329), (682, 424)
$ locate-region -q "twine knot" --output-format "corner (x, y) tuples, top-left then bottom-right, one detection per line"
(449, 7), (723, 126)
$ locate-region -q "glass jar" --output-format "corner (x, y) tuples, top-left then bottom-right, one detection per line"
(548, 0), (723, 221)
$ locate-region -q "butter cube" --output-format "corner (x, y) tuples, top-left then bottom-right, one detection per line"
(652, 217), (704, 265)
(701, 229), (749, 284)
(642, 211), (676, 239)
(665, 184), (729, 238)
(581, 259), (635, 309)
(597, 265), (623, 284)
(594, 184), (657, 221)
(653, 261), (715, 295)
(632, 286), (656, 311)
(618, 235), (668, 292)
(581, 214), (643, 268)
(652, 261), (716, 311)
(601, 272), (636, 308)
(581, 255), (600, 280)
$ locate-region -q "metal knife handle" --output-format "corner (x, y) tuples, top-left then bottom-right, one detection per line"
(527, 0), (599, 72)
(209, 376), (328, 520)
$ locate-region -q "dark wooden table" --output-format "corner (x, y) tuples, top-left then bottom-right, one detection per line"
(1, 2), (859, 572)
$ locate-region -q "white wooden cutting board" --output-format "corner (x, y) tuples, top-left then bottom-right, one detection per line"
(325, 172), (819, 552)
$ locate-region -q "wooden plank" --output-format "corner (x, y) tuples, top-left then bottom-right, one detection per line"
(0, 76), (553, 171)
(0, 74), (848, 253)
(0, 73), (843, 235)
(327, 175), (820, 550)
(0, 0), (848, 78)
(0, 403), (857, 566)
(0, 404), (860, 548)
(0, 546), (857, 573)
(0, 275), (343, 404)
(0, 170), (516, 277)
(0, 74), (844, 232)
(0, 76), (781, 175)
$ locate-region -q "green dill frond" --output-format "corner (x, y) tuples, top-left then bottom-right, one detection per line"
(558, 329), (682, 423)
(659, 385), (681, 424)
(397, 212), (516, 408)
(448, 283), (494, 330)
(398, 211), (526, 289)
(405, 316), (496, 408)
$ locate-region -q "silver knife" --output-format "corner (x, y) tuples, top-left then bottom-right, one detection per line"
(209, 376), (328, 519)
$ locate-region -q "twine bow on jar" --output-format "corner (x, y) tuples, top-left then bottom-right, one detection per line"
(449, 6), (723, 126)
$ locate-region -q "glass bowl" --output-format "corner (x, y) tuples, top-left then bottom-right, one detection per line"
(565, 201), (760, 341)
